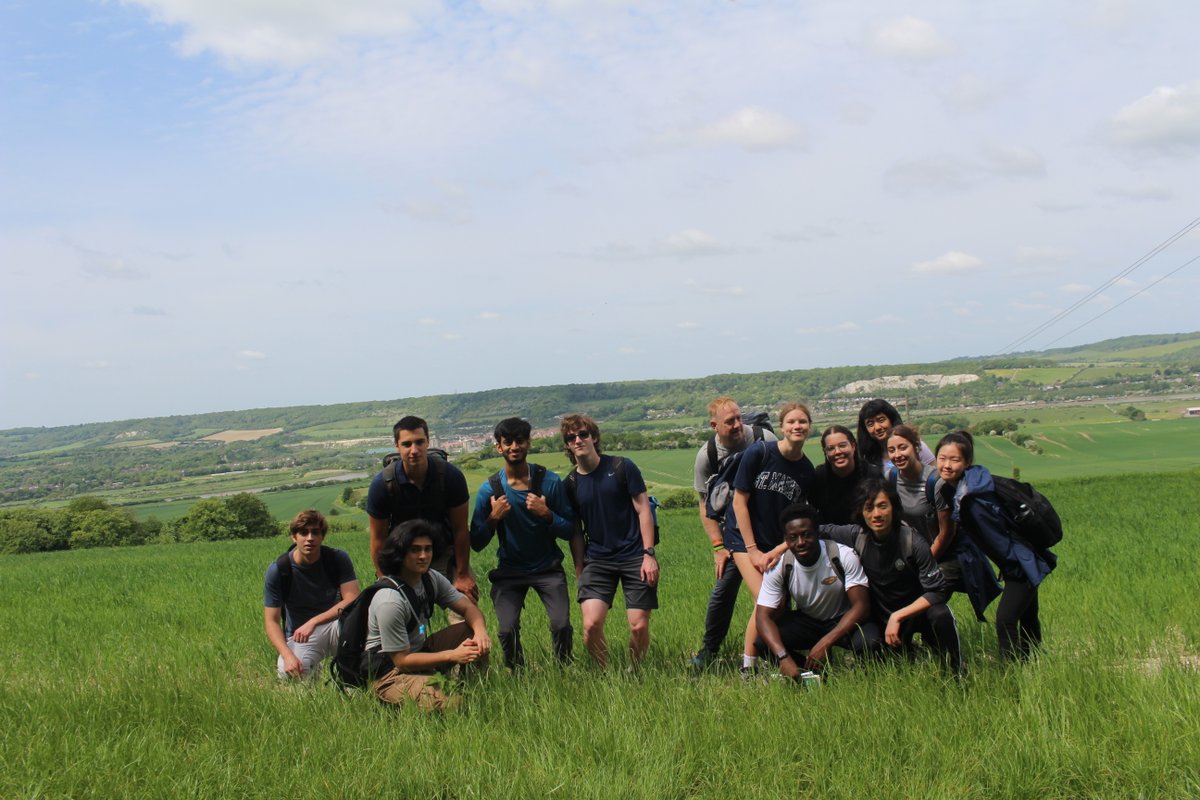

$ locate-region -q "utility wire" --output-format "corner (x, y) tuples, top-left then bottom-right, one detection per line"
(1042, 253), (1200, 347)
(997, 214), (1200, 354)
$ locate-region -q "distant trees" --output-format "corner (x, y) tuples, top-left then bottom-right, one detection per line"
(0, 493), (280, 554)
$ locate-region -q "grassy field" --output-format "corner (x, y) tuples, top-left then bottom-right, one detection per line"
(2, 468), (1199, 798)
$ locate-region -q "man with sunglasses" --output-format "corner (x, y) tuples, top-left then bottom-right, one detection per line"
(560, 414), (658, 667)
(470, 417), (579, 668)
(263, 509), (360, 680)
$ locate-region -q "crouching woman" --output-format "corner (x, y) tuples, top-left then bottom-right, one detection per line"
(365, 519), (491, 711)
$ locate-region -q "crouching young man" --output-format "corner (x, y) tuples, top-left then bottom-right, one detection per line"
(263, 510), (360, 680)
(364, 519), (491, 711)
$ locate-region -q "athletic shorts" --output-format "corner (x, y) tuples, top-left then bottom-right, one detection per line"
(577, 558), (658, 611)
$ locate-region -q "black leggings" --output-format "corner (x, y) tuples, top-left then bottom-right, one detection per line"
(996, 578), (1041, 661)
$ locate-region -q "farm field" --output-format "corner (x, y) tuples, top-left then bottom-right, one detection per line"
(1, 469), (1198, 798)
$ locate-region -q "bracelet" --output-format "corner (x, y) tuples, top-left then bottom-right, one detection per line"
(711, 543), (725, 552)
(746, 544), (759, 551)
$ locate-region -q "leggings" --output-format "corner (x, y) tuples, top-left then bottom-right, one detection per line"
(996, 578), (1041, 661)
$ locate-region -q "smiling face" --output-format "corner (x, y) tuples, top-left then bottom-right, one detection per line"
(862, 491), (894, 537)
(781, 408), (812, 445)
(783, 517), (819, 565)
(496, 435), (530, 466)
(887, 434), (917, 473)
(822, 431), (855, 474)
(936, 443), (969, 484)
(864, 413), (893, 443)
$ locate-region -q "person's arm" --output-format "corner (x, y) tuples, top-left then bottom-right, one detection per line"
(369, 515), (389, 577)
(535, 476), (575, 539)
(290, 580), (361, 642)
(732, 489), (770, 572)
(699, 498), (731, 580)
(755, 603), (799, 678)
(806, 584), (869, 670)
(632, 492), (658, 586)
(447, 501), (477, 601)
(929, 509), (956, 560)
(263, 606), (303, 677)
(386, 596), (490, 673)
(470, 482), (503, 552)
(884, 595), (931, 647)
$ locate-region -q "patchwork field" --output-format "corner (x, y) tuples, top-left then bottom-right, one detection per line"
(2, 469), (1198, 798)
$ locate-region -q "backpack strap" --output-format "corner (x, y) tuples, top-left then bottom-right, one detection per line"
(612, 455), (628, 495)
(781, 553), (794, 611)
(855, 530), (868, 559)
(751, 424), (766, 443)
(886, 466), (899, 490)
(488, 471), (504, 500)
(529, 463), (547, 496)
(395, 574), (436, 642)
(824, 539), (845, 585)
(899, 524), (914, 562)
(275, 546), (343, 627)
(706, 437), (719, 476)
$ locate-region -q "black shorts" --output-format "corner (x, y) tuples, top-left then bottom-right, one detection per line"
(577, 559), (658, 611)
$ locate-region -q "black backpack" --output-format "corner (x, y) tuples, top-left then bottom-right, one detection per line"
(779, 540), (844, 611)
(487, 464), (548, 548)
(705, 412), (772, 475)
(990, 476), (1063, 550)
(332, 573), (436, 689)
(274, 546), (342, 629)
(563, 456), (660, 545)
(704, 439), (768, 527)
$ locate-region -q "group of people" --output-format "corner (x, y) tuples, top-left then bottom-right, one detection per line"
(690, 396), (1056, 678)
(263, 400), (1057, 710)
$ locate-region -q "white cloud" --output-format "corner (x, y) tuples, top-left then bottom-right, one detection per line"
(869, 17), (954, 62)
(478, 311), (501, 321)
(912, 251), (984, 275)
(665, 229), (726, 257)
(1099, 182), (1174, 201)
(132, 305), (168, 316)
(874, 314), (904, 325)
(797, 322), (860, 335)
(1017, 246), (1073, 264)
(663, 107), (806, 152)
(883, 155), (975, 193)
(1059, 283), (1091, 294)
(122, 0), (436, 66)
(441, 332), (463, 341)
(616, 346), (638, 354)
(1110, 80), (1200, 154)
(676, 321), (700, 329)
(418, 318), (438, 326)
(84, 360), (112, 369)
(236, 350), (267, 360)
(939, 73), (1000, 113)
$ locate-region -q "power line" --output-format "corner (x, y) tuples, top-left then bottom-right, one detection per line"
(997, 214), (1200, 354)
(1042, 253), (1200, 348)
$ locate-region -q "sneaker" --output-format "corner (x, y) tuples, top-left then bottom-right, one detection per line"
(689, 650), (717, 670)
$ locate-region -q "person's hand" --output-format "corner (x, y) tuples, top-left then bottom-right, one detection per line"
(281, 651), (304, 678)
(749, 547), (771, 573)
(885, 614), (903, 647)
(452, 639), (484, 664)
(489, 495), (512, 522)
(455, 573), (479, 603)
(641, 554), (660, 586)
(778, 655), (801, 680)
(471, 630), (491, 656)
(805, 642), (830, 671)
(713, 548), (731, 580)
(762, 547), (783, 573)
(292, 619), (317, 643)
(526, 493), (551, 520)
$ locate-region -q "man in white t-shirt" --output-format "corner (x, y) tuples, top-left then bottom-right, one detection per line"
(755, 503), (877, 677)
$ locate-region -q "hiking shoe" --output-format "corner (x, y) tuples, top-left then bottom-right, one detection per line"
(689, 650), (717, 670)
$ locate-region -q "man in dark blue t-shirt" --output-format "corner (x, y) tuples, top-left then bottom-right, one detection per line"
(561, 414), (658, 668)
(365, 415), (477, 603)
(263, 510), (359, 680)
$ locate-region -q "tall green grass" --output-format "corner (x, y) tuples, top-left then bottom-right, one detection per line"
(2, 471), (1198, 798)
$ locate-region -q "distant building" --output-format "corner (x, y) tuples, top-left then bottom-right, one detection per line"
(1184, 407), (1200, 418)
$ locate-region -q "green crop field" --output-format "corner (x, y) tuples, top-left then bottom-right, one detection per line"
(2, 469), (1199, 798)
(986, 367), (1079, 384)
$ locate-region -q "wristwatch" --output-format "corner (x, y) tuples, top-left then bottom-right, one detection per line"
(643, 547), (656, 558)
(776, 650), (791, 661)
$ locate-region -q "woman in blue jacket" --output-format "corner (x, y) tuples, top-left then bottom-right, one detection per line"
(934, 431), (1056, 661)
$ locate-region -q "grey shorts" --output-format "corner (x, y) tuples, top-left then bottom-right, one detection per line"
(577, 559), (658, 611)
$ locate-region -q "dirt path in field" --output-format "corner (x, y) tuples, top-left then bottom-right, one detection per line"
(201, 428), (284, 442)
(1077, 431), (1095, 442)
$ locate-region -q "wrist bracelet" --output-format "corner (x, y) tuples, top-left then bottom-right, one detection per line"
(711, 543), (725, 551)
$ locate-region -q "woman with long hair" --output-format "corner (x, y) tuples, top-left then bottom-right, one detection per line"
(934, 431), (1056, 661)
(857, 398), (933, 472)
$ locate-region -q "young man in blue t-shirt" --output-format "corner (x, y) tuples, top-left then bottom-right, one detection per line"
(263, 510), (359, 680)
(561, 413), (658, 667)
(470, 417), (579, 668)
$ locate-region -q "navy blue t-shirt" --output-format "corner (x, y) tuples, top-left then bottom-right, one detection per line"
(263, 548), (357, 636)
(364, 457), (470, 542)
(574, 454), (648, 562)
(727, 441), (815, 551)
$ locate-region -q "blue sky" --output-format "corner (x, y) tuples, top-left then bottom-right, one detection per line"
(3, 1), (1199, 429)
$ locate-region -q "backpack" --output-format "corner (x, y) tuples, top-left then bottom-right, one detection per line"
(853, 524), (915, 566)
(487, 464), (548, 548)
(989, 476), (1063, 549)
(274, 546), (342, 629)
(380, 448), (452, 540)
(704, 439), (767, 526)
(779, 540), (844, 611)
(886, 466), (941, 536)
(563, 456), (660, 545)
(705, 412), (773, 475)
(332, 573), (436, 689)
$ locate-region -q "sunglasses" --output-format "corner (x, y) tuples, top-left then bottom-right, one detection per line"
(564, 430), (592, 443)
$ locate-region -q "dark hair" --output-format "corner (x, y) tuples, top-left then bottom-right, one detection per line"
(560, 413), (601, 464)
(393, 415), (429, 443)
(377, 519), (443, 576)
(856, 399), (903, 466)
(888, 424), (923, 452)
(289, 509), (328, 536)
(935, 430), (975, 465)
(820, 425), (858, 466)
(853, 477), (902, 535)
(494, 417), (532, 443)
(779, 502), (819, 530)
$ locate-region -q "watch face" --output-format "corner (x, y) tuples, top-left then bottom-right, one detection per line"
(644, 547), (656, 557)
